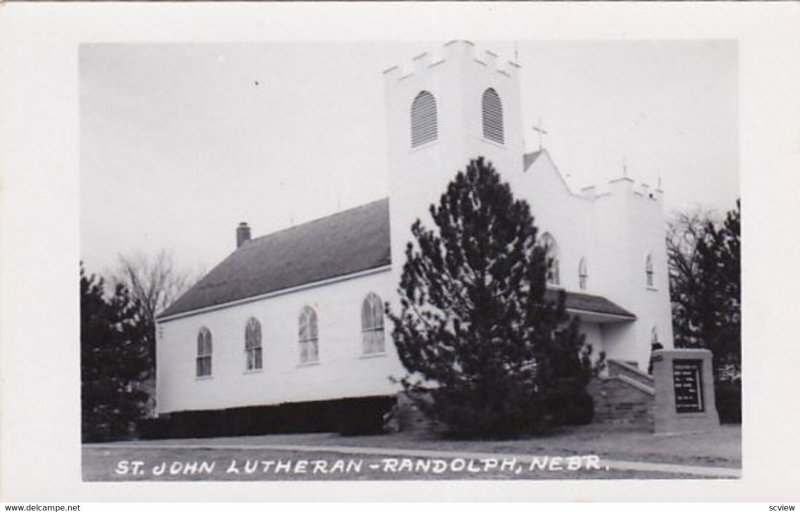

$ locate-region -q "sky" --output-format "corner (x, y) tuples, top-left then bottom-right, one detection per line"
(80, 41), (738, 277)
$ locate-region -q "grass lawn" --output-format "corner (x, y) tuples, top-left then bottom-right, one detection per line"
(83, 423), (740, 481)
(321, 423), (742, 468)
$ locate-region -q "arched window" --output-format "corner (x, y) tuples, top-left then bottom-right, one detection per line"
(482, 88), (504, 144)
(298, 306), (319, 364)
(361, 293), (385, 355)
(645, 253), (655, 288)
(196, 327), (212, 377)
(651, 326), (660, 347)
(540, 233), (561, 286)
(411, 91), (438, 147)
(578, 258), (588, 291)
(245, 317), (263, 371)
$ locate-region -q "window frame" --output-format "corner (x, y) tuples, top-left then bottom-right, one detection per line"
(196, 327), (212, 378)
(244, 317), (263, 372)
(651, 326), (659, 346)
(298, 306), (319, 364)
(410, 91), (438, 148)
(540, 233), (561, 287)
(481, 87), (504, 144)
(645, 253), (655, 288)
(578, 257), (588, 291)
(361, 293), (386, 356)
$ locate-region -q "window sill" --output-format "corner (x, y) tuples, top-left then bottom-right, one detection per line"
(410, 139), (440, 153)
(480, 137), (506, 149)
(297, 361), (321, 368)
(360, 352), (387, 359)
(647, 286), (658, 292)
(195, 375), (213, 381)
(243, 369), (264, 375)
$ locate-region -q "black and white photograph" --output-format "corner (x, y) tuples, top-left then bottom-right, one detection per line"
(77, 39), (741, 483)
(1, 2), (799, 505)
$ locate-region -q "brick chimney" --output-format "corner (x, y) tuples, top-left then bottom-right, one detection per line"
(236, 222), (251, 248)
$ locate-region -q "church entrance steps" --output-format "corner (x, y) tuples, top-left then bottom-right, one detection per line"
(94, 440), (740, 478)
(589, 361), (656, 426)
(612, 374), (655, 395)
(607, 359), (656, 389)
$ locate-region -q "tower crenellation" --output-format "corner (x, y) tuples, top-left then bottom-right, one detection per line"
(601, 175), (664, 205)
(383, 41), (519, 85)
(412, 51), (431, 72)
(479, 49), (498, 69)
(381, 64), (401, 82)
(384, 40), (525, 298)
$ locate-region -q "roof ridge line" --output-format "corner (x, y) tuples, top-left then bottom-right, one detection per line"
(247, 197), (389, 244)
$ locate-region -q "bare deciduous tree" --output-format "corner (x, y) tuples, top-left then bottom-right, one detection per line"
(666, 208), (717, 346)
(113, 249), (200, 323)
(667, 203), (740, 375)
(110, 250), (203, 416)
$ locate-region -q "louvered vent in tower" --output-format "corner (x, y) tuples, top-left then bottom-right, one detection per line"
(482, 88), (504, 144)
(410, 91), (438, 147)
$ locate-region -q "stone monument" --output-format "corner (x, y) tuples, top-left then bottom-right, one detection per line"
(651, 348), (720, 434)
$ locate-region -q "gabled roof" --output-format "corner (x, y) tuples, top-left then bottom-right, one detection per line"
(523, 148), (577, 197)
(160, 196), (635, 322)
(159, 199), (391, 319)
(546, 289), (636, 319)
(523, 149), (544, 170)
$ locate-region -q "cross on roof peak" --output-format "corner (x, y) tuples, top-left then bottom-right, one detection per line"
(532, 118), (548, 150)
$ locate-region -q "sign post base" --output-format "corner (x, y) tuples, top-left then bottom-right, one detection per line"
(651, 349), (720, 435)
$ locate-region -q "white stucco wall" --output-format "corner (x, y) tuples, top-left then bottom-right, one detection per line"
(383, 40), (674, 370)
(156, 268), (404, 415)
(156, 41), (677, 414)
(385, 41), (525, 294)
(519, 154), (675, 368)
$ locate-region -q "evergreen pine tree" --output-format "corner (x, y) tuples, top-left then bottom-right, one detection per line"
(667, 201), (740, 422)
(389, 158), (596, 438)
(669, 201), (741, 378)
(694, 200), (741, 378)
(81, 264), (150, 441)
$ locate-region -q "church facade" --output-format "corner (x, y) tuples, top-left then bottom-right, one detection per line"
(155, 41), (674, 420)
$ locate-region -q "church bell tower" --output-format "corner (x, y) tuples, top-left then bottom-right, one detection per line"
(383, 40), (524, 282)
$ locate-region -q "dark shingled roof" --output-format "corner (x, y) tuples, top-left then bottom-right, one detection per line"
(161, 196), (634, 321)
(160, 199), (391, 318)
(546, 289), (635, 319)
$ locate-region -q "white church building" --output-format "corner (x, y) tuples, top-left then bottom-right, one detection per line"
(155, 41), (674, 426)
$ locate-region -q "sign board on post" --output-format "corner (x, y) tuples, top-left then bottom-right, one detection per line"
(673, 359), (704, 413)
(652, 349), (720, 434)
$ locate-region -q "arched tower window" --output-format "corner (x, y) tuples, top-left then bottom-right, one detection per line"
(196, 327), (212, 377)
(298, 306), (319, 364)
(245, 317), (263, 371)
(361, 292), (386, 355)
(482, 88), (504, 144)
(645, 253), (655, 288)
(410, 91), (438, 147)
(540, 233), (561, 287)
(578, 258), (588, 291)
